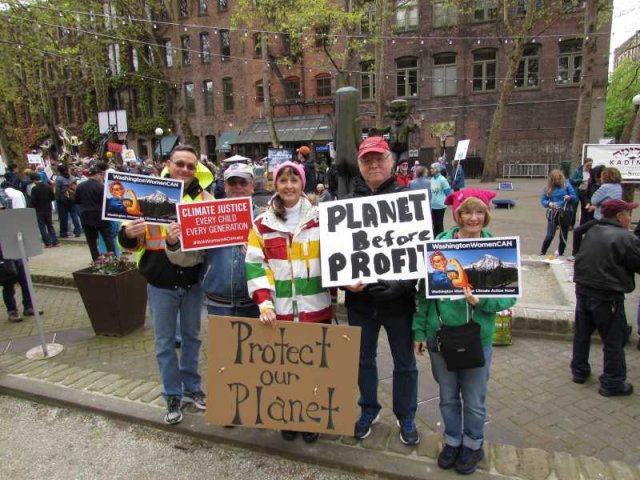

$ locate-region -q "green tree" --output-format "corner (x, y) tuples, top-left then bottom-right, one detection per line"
(605, 58), (640, 141)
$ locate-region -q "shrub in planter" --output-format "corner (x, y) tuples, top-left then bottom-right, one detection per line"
(73, 254), (147, 336)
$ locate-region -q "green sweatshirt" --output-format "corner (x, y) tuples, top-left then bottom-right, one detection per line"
(412, 227), (518, 346)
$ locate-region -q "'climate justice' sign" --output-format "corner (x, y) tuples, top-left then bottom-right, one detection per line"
(319, 191), (433, 287)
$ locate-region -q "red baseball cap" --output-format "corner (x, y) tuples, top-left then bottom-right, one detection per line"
(601, 199), (639, 218)
(358, 136), (390, 158)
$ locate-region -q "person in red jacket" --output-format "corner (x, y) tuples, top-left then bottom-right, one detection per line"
(395, 158), (413, 187)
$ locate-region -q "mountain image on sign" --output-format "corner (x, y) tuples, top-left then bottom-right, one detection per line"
(138, 190), (178, 220)
(464, 254), (518, 288)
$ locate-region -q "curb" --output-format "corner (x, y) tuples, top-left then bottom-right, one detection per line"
(2, 353), (639, 480)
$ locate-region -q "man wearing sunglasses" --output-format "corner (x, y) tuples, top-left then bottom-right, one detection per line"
(166, 162), (259, 319)
(119, 144), (213, 426)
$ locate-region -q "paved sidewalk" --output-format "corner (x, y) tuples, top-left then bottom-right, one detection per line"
(1, 178), (640, 478)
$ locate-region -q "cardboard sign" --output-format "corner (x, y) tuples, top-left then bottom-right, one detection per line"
(268, 148), (293, 170)
(121, 149), (137, 164)
(319, 191), (433, 287)
(177, 197), (253, 251)
(582, 144), (640, 181)
(102, 171), (184, 225)
(26, 153), (44, 165)
(206, 316), (361, 435)
(425, 237), (521, 298)
(454, 139), (470, 161)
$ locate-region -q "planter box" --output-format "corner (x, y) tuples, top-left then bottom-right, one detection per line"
(73, 267), (148, 336)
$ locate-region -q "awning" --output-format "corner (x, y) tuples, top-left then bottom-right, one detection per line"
(235, 115), (333, 144)
(216, 130), (241, 152)
(154, 135), (179, 157)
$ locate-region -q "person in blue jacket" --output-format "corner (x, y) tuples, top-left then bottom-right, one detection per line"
(430, 163), (452, 237)
(539, 169), (577, 257)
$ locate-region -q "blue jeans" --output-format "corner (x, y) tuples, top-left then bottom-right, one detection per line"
(57, 201), (82, 237)
(571, 294), (628, 390)
(540, 218), (569, 255)
(2, 260), (32, 313)
(206, 303), (259, 318)
(36, 212), (58, 246)
(147, 284), (204, 399)
(347, 308), (418, 421)
(429, 342), (493, 450)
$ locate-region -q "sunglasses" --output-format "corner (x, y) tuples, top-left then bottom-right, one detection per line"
(171, 160), (197, 171)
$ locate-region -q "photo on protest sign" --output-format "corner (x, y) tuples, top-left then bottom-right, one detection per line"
(267, 148), (293, 170)
(425, 237), (521, 298)
(102, 170), (183, 225)
(206, 316), (361, 436)
(177, 197), (253, 251)
(319, 190), (433, 287)
(583, 144), (640, 181)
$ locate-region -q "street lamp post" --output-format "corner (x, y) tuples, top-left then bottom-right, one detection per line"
(630, 94), (640, 144)
(155, 127), (164, 165)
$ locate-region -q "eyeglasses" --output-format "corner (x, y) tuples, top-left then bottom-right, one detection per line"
(171, 160), (197, 171)
(226, 178), (250, 186)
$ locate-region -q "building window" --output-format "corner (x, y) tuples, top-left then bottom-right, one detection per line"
(165, 90), (174, 116)
(361, 4), (376, 35)
(220, 29), (230, 59)
(316, 74), (331, 97)
(396, 0), (418, 32)
(432, 53), (457, 96)
(562, 0), (586, 10)
(181, 36), (191, 65)
(206, 135), (216, 159)
(130, 47), (139, 72)
(63, 65), (72, 80)
(163, 39), (173, 67)
(255, 80), (264, 102)
(219, 0), (228, 11)
(200, 32), (211, 63)
(315, 26), (329, 48)
(472, 49), (496, 92)
(145, 45), (155, 65)
(517, 0), (542, 14)
(557, 39), (582, 85)
(130, 88), (140, 119)
(137, 139), (148, 159)
(108, 44), (121, 75)
(184, 82), (196, 115)
(473, 0), (497, 21)
(515, 44), (540, 89)
(433, 0), (458, 28)
(396, 57), (418, 97)
(253, 33), (262, 57)
(203, 80), (214, 115)
(103, 2), (116, 29)
(146, 86), (155, 117)
(65, 96), (74, 124)
(179, 0), (188, 17)
(284, 76), (301, 101)
(223, 77), (234, 111)
(51, 97), (60, 124)
(198, 0), (208, 14)
(360, 62), (375, 101)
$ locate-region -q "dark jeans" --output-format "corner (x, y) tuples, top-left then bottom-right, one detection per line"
(431, 208), (445, 238)
(347, 308), (418, 421)
(36, 212), (58, 246)
(84, 222), (116, 261)
(578, 192), (593, 226)
(2, 260), (32, 313)
(57, 201), (82, 237)
(540, 218), (569, 256)
(571, 293), (629, 390)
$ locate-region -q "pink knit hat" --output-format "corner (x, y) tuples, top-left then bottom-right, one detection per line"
(272, 161), (306, 190)
(444, 189), (496, 220)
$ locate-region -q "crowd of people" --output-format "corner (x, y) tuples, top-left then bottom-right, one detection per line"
(3, 141), (640, 476)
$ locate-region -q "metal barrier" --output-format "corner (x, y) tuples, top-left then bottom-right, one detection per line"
(502, 163), (552, 178)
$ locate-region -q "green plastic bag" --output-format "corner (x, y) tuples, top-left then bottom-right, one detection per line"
(493, 309), (512, 346)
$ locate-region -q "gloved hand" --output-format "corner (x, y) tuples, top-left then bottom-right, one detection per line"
(367, 280), (413, 301)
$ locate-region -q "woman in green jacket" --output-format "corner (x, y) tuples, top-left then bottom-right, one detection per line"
(413, 189), (517, 475)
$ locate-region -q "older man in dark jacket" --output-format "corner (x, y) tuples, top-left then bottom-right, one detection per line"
(344, 136), (419, 445)
(571, 199), (640, 397)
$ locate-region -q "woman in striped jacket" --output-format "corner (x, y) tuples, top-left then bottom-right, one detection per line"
(245, 160), (334, 443)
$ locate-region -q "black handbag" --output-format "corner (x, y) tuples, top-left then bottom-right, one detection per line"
(0, 259), (19, 286)
(435, 303), (485, 371)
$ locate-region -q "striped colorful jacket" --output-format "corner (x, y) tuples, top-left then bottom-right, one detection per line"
(245, 198), (332, 322)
